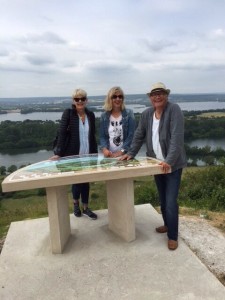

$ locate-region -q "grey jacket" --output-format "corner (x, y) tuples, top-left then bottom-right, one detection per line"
(128, 102), (187, 172)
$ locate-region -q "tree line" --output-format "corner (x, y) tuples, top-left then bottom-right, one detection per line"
(1, 115), (225, 169)
(0, 119), (59, 150)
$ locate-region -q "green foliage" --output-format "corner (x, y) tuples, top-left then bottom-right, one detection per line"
(184, 117), (225, 141)
(134, 179), (158, 206)
(89, 182), (107, 210)
(0, 196), (48, 228)
(0, 166), (6, 175)
(7, 165), (17, 173)
(90, 192), (99, 200)
(37, 188), (46, 196)
(179, 166), (225, 211)
(1, 166), (225, 241)
(0, 120), (58, 150)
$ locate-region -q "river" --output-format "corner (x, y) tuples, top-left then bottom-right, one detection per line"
(1, 101), (225, 168)
(1, 101), (225, 122)
(1, 138), (224, 169)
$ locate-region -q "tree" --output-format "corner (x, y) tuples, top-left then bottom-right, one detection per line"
(0, 166), (6, 175)
(7, 165), (17, 173)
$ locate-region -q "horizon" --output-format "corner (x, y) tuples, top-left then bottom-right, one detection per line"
(1, 91), (225, 101)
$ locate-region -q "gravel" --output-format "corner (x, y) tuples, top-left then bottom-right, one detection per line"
(180, 216), (225, 285)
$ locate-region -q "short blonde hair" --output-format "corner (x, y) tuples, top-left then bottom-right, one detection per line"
(103, 86), (125, 111)
(72, 88), (87, 99)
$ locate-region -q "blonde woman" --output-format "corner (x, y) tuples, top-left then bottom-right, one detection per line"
(99, 86), (135, 158)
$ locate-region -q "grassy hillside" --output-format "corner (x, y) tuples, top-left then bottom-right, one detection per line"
(1, 166), (225, 242)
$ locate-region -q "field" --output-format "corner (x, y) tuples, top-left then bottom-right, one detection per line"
(199, 112), (225, 118)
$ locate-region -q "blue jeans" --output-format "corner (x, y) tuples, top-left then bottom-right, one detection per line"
(154, 168), (182, 241)
(72, 183), (89, 204)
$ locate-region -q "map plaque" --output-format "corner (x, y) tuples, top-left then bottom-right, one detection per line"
(2, 154), (165, 254)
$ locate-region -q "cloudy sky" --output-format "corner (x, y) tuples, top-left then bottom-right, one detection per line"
(1, 0), (225, 98)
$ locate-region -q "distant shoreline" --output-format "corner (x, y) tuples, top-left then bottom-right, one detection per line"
(5, 109), (21, 113)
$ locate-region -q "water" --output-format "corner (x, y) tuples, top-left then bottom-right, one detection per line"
(0, 150), (54, 169)
(0, 112), (62, 122)
(0, 146), (148, 169)
(178, 101), (225, 111)
(1, 101), (225, 123)
(1, 138), (223, 169)
(188, 138), (225, 150)
(1, 97), (225, 168)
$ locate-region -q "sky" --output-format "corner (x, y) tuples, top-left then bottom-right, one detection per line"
(1, 0), (225, 98)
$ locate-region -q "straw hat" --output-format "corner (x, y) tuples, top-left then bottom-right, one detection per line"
(147, 82), (170, 96)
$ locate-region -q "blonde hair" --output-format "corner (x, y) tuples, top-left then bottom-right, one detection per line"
(103, 86), (125, 111)
(72, 88), (87, 99)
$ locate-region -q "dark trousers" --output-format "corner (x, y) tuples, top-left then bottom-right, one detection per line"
(154, 168), (182, 241)
(72, 183), (90, 205)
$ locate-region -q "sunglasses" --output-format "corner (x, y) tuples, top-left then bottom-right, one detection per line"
(150, 91), (167, 97)
(73, 97), (86, 102)
(112, 95), (123, 100)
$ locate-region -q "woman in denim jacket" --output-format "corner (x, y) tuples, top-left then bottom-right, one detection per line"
(100, 86), (135, 158)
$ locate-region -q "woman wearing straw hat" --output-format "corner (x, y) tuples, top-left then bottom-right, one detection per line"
(120, 82), (187, 250)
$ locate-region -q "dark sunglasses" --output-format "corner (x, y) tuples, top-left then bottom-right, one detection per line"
(112, 95), (123, 100)
(150, 91), (167, 97)
(73, 97), (86, 102)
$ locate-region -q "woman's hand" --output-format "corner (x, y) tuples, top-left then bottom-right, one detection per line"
(111, 151), (123, 158)
(119, 154), (133, 161)
(102, 148), (112, 158)
(159, 161), (171, 173)
(49, 155), (61, 160)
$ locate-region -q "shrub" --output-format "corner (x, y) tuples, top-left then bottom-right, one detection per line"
(134, 180), (158, 206)
(179, 166), (225, 211)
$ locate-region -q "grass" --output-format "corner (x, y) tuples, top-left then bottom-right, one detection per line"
(1, 173), (225, 242)
(0, 182), (108, 240)
(199, 112), (225, 118)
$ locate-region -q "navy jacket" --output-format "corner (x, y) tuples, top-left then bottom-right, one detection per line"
(54, 107), (97, 157)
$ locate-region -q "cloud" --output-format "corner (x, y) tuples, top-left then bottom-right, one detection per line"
(209, 28), (225, 39)
(24, 54), (55, 66)
(1, 0), (225, 96)
(17, 32), (67, 45)
(141, 39), (176, 52)
(87, 62), (135, 74)
(0, 49), (9, 57)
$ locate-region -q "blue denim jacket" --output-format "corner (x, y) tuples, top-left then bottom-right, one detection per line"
(99, 108), (135, 152)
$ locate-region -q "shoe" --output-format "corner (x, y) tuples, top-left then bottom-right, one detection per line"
(74, 204), (81, 217)
(83, 208), (97, 220)
(168, 240), (178, 250)
(155, 226), (168, 233)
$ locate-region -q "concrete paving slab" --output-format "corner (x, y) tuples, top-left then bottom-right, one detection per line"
(0, 204), (224, 300)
